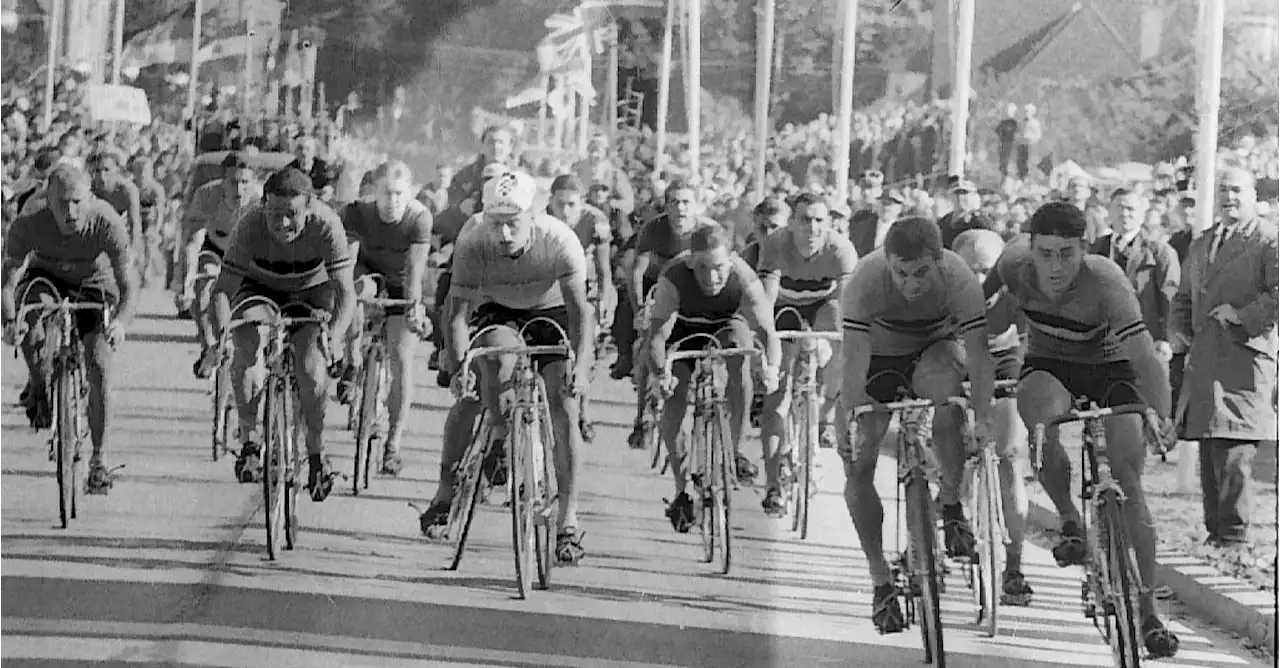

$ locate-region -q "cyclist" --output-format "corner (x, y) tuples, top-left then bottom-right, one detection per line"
(840, 215), (996, 634)
(182, 153), (261, 378)
(626, 181), (754, 480)
(953, 228), (1034, 606)
(209, 167), (356, 501)
(417, 170), (593, 565)
(339, 160), (433, 476)
(1, 164), (139, 493)
(756, 193), (857, 514)
(982, 201), (1179, 658)
(740, 196), (790, 270)
(547, 174), (615, 442)
(650, 224), (781, 531)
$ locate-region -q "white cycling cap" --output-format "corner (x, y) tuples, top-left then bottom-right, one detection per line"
(483, 169), (536, 215)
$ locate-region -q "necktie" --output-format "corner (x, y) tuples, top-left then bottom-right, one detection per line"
(1208, 224), (1228, 264)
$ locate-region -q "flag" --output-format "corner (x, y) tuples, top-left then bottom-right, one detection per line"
(505, 76), (547, 109)
(121, 2), (236, 70)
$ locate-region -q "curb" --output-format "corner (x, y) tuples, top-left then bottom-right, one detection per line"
(1023, 488), (1277, 655)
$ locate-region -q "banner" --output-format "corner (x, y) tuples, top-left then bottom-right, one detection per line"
(80, 84), (151, 124)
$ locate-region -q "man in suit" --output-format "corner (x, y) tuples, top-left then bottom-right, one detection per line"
(848, 189), (904, 258)
(1171, 168), (1278, 547)
(938, 179), (994, 249)
(1091, 189), (1181, 364)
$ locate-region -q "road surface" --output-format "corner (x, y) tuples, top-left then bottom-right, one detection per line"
(1, 293), (1268, 667)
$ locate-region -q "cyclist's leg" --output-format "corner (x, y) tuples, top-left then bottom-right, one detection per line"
(1015, 358), (1083, 562)
(228, 283), (276, 480)
(842, 359), (903, 588)
(382, 311), (417, 468)
(760, 312), (796, 502)
(74, 284), (118, 478)
(718, 318), (757, 482)
(1097, 372), (1165, 627)
(190, 250), (222, 373)
(911, 338), (974, 556)
(629, 281), (657, 440)
(528, 308), (585, 558)
(992, 349), (1032, 601)
(660, 356), (697, 531)
(15, 273), (62, 425)
(340, 269), (376, 399)
(810, 300), (841, 447)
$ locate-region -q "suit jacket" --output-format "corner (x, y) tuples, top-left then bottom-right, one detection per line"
(1170, 216), (1278, 440)
(1090, 233), (1180, 342)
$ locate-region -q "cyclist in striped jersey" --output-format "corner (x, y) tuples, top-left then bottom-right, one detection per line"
(984, 202), (1178, 658)
(755, 192), (857, 514)
(840, 216), (996, 634)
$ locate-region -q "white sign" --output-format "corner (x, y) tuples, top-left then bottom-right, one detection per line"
(81, 84), (152, 125)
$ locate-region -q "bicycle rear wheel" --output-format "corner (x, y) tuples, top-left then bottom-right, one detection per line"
(712, 409), (733, 575)
(907, 467), (946, 666)
(972, 453), (1002, 637)
(1101, 492), (1143, 667)
(263, 379), (287, 560)
(509, 407), (535, 599)
(448, 413), (492, 571)
(53, 363), (74, 529)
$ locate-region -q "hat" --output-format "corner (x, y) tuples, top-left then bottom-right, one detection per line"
(483, 170), (537, 215)
(951, 179), (977, 194)
(264, 167), (315, 198)
(881, 189), (906, 205)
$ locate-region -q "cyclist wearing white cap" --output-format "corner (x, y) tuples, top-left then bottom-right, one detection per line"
(417, 170), (593, 565)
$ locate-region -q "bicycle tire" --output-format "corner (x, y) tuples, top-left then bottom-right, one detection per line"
(713, 409), (733, 575)
(695, 415), (715, 564)
(907, 466), (946, 667)
(534, 383), (556, 590)
(211, 360), (225, 461)
(1102, 491), (1143, 667)
(974, 453), (1001, 638)
(284, 382), (301, 551)
(346, 353), (364, 432)
(54, 363), (73, 529)
(354, 348), (381, 495)
(510, 406), (535, 599)
(448, 410), (493, 570)
(263, 379), (286, 560)
(791, 390), (817, 539)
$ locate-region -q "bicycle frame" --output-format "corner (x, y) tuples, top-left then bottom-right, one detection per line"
(1034, 400), (1152, 666)
(453, 320), (574, 598)
(16, 293), (109, 529)
(776, 324), (841, 539)
(663, 340), (759, 575)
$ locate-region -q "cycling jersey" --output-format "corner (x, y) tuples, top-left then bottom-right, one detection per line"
(650, 253), (757, 328)
(451, 214), (587, 311)
(221, 202), (354, 294)
(4, 199), (131, 294)
(842, 248), (987, 356)
(741, 239), (762, 271)
(757, 228), (858, 306)
(185, 179), (262, 254)
(984, 236), (1146, 365)
(634, 213), (723, 283)
(342, 199), (433, 287)
(94, 180), (140, 222)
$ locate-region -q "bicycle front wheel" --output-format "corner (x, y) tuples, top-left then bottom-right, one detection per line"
(53, 363), (75, 529)
(354, 348), (382, 495)
(711, 409), (733, 575)
(973, 453), (1002, 637)
(790, 391), (818, 539)
(263, 379), (288, 560)
(533, 381), (557, 590)
(448, 413), (493, 571)
(906, 467), (946, 666)
(212, 355), (234, 461)
(1101, 492), (1143, 667)
(284, 382), (302, 551)
(509, 407), (535, 599)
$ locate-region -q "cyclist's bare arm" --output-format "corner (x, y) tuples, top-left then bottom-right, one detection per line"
(646, 277), (680, 374)
(559, 270), (594, 367)
(1, 256), (24, 321)
(630, 252), (651, 317)
(180, 196), (211, 289)
(956, 277), (994, 423)
(327, 265), (358, 344)
(1120, 330), (1171, 420)
(842, 328), (873, 409)
(830, 275), (853, 328)
(404, 242), (430, 303)
(593, 239), (613, 299)
(447, 296), (475, 369)
(755, 239), (781, 306)
(105, 242), (138, 327)
(209, 270), (244, 335)
(740, 280), (780, 371)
